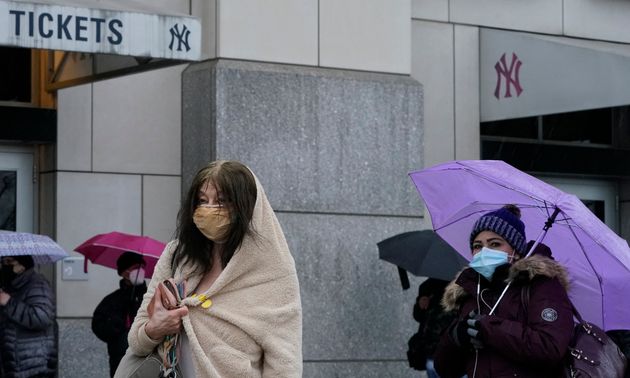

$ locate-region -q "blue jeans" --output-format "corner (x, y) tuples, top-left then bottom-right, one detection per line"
(425, 359), (439, 378)
(425, 359), (467, 378)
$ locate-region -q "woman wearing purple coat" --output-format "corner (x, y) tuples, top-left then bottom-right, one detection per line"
(434, 205), (574, 378)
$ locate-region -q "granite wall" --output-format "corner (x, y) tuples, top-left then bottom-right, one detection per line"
(183, 59), (425, 377)
(58, 319), (109, 377)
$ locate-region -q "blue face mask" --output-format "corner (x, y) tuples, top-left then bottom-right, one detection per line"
(469, 247), (509, 281)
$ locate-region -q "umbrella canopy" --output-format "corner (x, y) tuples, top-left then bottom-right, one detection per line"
(378, 230), (469, 281)
(74, 231), (167, 278)
(0, 231), (68, 264)
(409, 159), (630, 331)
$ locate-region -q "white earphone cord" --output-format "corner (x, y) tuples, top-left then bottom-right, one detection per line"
(472, 276), (481, 378)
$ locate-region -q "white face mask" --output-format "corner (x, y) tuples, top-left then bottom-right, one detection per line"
(127, 267), (146, 286)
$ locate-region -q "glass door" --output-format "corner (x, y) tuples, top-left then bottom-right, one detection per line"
(539, 177), (618, 233)
(0, 150), (34, 232)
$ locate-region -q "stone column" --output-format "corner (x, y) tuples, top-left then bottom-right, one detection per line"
(183, 59), (426, 376)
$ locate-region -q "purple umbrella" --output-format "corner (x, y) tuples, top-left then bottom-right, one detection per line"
(409, 160), (630, 331)
(0, 231), (68, 264)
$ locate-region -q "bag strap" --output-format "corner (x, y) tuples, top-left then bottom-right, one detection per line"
(569, 301), (585, 324)
(159, 251), (184, 378)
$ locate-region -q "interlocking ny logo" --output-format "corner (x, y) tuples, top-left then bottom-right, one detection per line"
(494, 52), (523, 99)
(169, 23), (191, 52)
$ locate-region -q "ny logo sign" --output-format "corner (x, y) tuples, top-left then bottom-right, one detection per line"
(169, 24), (191, 52)
(494, 53), (523, 99)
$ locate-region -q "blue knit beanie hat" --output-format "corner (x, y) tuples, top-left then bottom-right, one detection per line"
(469, 205), (527, 255)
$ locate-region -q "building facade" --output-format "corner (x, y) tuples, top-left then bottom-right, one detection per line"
(413, 0), (630, 238)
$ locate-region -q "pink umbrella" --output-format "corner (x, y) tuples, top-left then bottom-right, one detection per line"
(74, 231), (167, 278)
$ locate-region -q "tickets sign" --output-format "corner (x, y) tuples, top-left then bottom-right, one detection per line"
(0, 0), (201, 60)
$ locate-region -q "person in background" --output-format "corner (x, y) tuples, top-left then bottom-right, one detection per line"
(434, 204), (574, 378)
(0, 255), (57, 378)
(409, 278), (456, 378)
(92, 251), (147, 377)
(606, 330), (630, 378)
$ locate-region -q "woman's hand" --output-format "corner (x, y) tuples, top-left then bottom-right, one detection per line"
(0, 289), (10, 306)
(417, 295), (430, 310)
(145, 283), (188, 340)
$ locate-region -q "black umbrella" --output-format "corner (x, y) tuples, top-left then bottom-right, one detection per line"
(377, 230), (469, 288)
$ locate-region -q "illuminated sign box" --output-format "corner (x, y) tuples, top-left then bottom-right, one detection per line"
(0, 0), (201, 60)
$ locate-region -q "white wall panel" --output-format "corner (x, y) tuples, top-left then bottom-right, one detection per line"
(411, 20), (454, 168)
(92, 64), (185, 175)
(450, 0), (562, 35)
(454, 25), (480, 160)
(217, 0), (317, 65)
(320, 0), (411, 73)
(564, 0), (630, 44)
(412, 0), (448, 21)
(191, 0), (217, 59)
(56, 172), (141, 317)
(57, 84), (92, 171)
(142, 175), (180, 244)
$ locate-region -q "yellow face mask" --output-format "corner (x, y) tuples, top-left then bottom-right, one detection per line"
(193, 205), (232, 242)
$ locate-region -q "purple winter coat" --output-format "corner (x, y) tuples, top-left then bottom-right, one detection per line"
(434, 255), (573, 378)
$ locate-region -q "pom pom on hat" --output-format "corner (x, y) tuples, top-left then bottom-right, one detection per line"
(469, 204), (527, 254)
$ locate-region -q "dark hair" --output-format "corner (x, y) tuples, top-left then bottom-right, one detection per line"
(116, 251), (146, 275)
(172, 160), (257, 273)
(13, 255), (34, 270)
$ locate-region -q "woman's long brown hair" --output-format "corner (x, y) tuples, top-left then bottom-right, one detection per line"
(172, 160), (257, 274)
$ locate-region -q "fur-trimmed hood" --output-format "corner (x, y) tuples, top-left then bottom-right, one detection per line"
(441, 255), (570, 312)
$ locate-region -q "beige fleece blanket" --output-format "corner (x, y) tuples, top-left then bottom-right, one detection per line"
(128, 173), (302, 377)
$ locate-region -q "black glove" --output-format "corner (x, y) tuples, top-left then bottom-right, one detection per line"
(451, 317), (470, 347)
(466, 311), (485, 349)
(451, 310), (477, 347)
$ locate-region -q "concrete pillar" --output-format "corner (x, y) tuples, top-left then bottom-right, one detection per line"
(183, 59), (426, 376)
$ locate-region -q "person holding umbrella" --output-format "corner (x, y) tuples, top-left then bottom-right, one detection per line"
(434, 204), (574, 378)
(92, 252), (148, 377)
(408, 278), (456, 377)
(0, 255), (57, 378)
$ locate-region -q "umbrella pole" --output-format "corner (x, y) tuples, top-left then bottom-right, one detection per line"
(397, 267), (410, 291)
(489, 207), (561, 315)
(524, 207), (562, 258)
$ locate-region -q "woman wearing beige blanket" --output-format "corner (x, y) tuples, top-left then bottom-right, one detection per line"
(126, 160), (302, 377)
